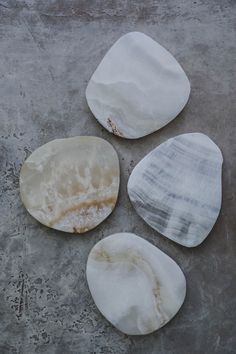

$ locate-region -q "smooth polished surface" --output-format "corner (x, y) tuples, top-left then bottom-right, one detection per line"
(86, 31), (190, 139)
(87, 233), (186, 335)
(128, 133), (223, 247)
(20, 136), (119, 233)
(1, 1), (235, 353)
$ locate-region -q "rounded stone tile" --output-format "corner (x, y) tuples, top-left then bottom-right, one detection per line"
(86, 31), (190, 139)
(86, 232), (186, 335)
(20, 136), (120, 233)
(128, 133), (223, 247)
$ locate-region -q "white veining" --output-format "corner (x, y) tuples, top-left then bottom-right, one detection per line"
(86, 31), (190, 139)
(86, 233), (186, 335)
(20, 136), (120, 233)
(128, 133), (223, 247)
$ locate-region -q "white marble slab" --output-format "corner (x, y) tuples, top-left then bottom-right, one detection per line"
(86, 31), (190, 139)
(128, 133), (223, 247)
(86, 232), (186, 335)
(20, 136), (120, 233)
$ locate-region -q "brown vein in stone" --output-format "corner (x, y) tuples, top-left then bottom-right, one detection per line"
(107, 118), (124, 137)
(48, 196), (116, 230)
(93, 247), (167, 325)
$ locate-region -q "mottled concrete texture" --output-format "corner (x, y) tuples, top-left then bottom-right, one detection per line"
(0, 1), (235, 353)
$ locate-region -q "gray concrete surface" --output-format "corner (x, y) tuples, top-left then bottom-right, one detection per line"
(0, 1), (235, 353)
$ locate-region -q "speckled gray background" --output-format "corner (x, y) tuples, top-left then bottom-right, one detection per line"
(0, 1), (236, 353)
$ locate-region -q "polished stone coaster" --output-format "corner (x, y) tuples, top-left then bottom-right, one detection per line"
(128, 133), (223, 247)
(86, 31), (190, 139)
(20, 136), (120, 233)
(86, 232), (186, 335)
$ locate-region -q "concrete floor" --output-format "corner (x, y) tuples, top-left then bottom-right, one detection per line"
(0, 1), (236, 353)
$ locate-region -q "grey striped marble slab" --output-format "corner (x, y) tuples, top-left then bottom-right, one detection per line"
(128, 133), (223, 247)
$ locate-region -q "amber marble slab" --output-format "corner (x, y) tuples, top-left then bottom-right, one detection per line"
(20, 136), (120, 233)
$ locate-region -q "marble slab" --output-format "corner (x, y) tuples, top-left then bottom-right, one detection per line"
(20, 136), (120, 233)
(128, 133), (223, 247)
(86, 31), (190, 139)
(86, 232), (186, 335)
